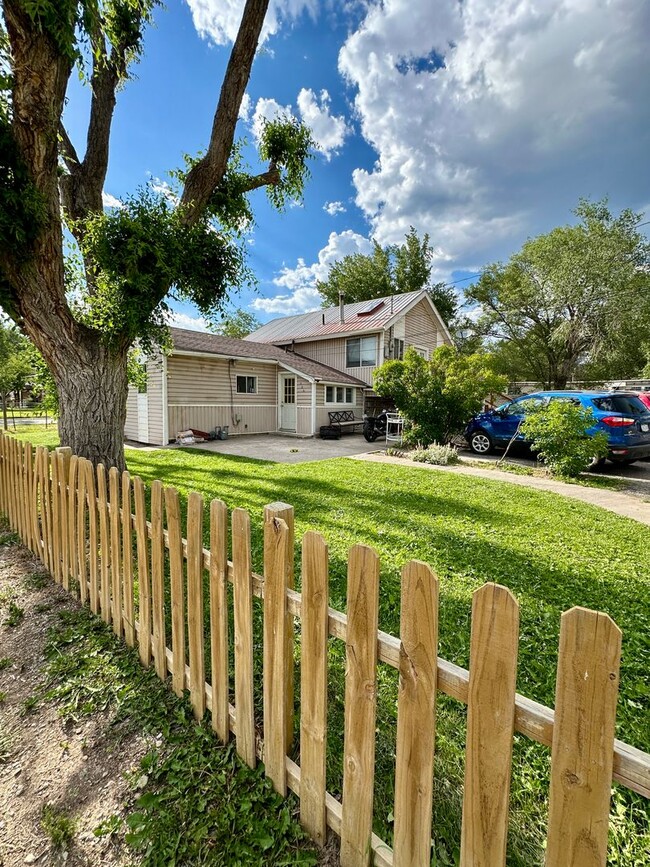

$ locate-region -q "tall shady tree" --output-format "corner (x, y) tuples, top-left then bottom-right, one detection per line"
(466, 200), (650, 388)
(0, 0), (312, 469)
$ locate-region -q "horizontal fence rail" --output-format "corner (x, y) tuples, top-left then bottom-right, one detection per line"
(0, 432), (648, 867)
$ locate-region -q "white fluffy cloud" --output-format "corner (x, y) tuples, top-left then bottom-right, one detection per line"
(252, 230), (372, 314)
(238, 92), (252, 122)
(250, 90), (349, 160)
(102, 192), (123, 209)
(324, 200), (346, 216)
(339, 0), (650, 274)
(184, 0), (317, 46)
(296, 88), (349, 159)
(167, 310), (211, 332)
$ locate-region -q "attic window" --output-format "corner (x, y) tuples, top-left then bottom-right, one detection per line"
(356, 300), (385, 316)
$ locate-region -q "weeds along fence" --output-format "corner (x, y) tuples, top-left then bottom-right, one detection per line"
(0, 432), (648, 867)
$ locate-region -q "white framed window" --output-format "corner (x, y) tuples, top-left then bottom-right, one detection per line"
(412, 346), (429, 360)
(325, 386), (355, 405)
(346, 335), (377, 367)
(236, 375), (257, 394)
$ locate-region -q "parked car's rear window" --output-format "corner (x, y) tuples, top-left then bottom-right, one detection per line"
(592, 395), (648, 416)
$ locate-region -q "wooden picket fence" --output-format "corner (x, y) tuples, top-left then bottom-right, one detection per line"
(0, 431), (648, 866)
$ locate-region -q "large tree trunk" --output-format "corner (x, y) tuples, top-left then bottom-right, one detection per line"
(53, 340), (129, 472)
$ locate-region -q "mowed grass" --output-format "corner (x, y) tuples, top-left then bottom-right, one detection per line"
(7, 426), (650, 864)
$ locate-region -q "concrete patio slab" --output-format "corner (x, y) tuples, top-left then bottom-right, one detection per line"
(163, 433), (380, 464)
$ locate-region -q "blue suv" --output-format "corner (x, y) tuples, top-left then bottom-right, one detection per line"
(464, 391), (650, 465)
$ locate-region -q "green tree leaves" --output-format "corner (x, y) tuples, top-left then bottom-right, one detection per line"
(317, 227), (458, 325)
(373, 345), (507, 445)
(466, 199), (650, 386)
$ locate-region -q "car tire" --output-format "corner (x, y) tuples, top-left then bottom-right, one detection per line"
(469, 430), (493, 455)
(587, 456), (606, 471)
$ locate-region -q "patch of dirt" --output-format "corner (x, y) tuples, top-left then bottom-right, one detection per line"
(0, 538), (153, 867)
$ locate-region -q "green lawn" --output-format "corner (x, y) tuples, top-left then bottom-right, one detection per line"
(6, 426), (650, 864)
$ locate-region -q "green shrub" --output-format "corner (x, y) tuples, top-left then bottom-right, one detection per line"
(373, 346), (506, 446)
(411, 443), (460, 465)
(520, 401), (609, 477)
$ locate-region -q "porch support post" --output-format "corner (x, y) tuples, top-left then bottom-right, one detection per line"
(311, 381), (317, 436)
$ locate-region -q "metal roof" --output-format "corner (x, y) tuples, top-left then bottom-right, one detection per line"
(169, 328), (367, 387)
(245, 289), (427, 344)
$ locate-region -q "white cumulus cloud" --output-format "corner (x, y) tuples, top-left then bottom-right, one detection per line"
(167, 311), (211, 332)
(102, 192), (123, 209)
(252, 230), (373, 315)
(338, 0), (650, 274)
(184, 0), (318, 46)
(324, 200), (346, 216)
(238, 92), (252, 122)
(296, 88), (349, 159)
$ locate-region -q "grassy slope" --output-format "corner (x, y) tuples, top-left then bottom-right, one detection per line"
(7, 426), (650, 864)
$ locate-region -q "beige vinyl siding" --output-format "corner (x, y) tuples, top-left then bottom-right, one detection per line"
(124, 387), (139, 440)
(296, 334), (381, 385)
(403, 298), (450, 355)
(147, 356), (165, 445)
(295, 376), (313, 435)
(167, 354), (277, 404)
(167, 354), (279, 437)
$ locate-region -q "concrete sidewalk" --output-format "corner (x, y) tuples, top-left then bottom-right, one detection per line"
(164, 432), (379, 464)
(350, 452), (650, 527)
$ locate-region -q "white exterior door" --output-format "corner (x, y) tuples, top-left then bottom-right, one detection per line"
(280, 375), (296, 431)
(137, 392), (149, 442)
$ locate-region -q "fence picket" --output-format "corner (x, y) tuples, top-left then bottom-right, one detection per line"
(29, 443), (38, 553)
(56, 448), (72, 589)
(545, 608), (622, 867)
(17, 438), (25, 544)
(66, 456), (78, 592)
(51, 452), (62, 584)
(85, 459), (99, 613)
(76, 460), (88, 604)
(341, 544), (380, 867)
(209, 499), (229, 743)
(165, 486), (186, 698)
(187, 492), (206, 719)
(97, 464), (111, 624)
(263, 514), (290, 795)
(263, 502), (295, 753)
(460, 583), (519, 867)
(108, 467), (122, 636)
(43, 448), (54, 574)
(150, 479), (167, 681)
(232, 507), (255, 768)
(121, 471), (135, 646)
(299, 531), (329, 846)
(23, 442), (34, 553)
(133, 476), (151, 667)
(393, 561), (439, 867)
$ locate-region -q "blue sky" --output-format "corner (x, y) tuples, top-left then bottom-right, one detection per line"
(64, 0), (650, 330)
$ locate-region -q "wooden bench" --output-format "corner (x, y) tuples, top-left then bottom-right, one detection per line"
(327, 410), (364, 435)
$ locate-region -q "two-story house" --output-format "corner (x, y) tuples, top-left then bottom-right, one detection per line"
(123, 289), (451, 444)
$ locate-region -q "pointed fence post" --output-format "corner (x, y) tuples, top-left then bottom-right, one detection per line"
(263, 513), (290, 795)
(263, 501), (295, 753)
(460, 583), (519, 867)
(341, 544), (380, 867)
(545, 607), (621, 867)
(393, 561), (439, 867)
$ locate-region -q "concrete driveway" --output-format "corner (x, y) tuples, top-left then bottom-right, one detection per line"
(169, 432), (378, 464)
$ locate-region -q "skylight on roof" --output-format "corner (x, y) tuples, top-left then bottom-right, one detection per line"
(357, 300), (385, 316)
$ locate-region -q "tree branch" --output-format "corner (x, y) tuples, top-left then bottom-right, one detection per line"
(58, 122), (80, 174)
(240, 162), (280, 193)
(180, 0), (270, 223)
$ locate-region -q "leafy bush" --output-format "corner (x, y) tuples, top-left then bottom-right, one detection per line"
(520, 400), (609, 477)
(411, 443), (460, 465)
(373, 346), (506, 446)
